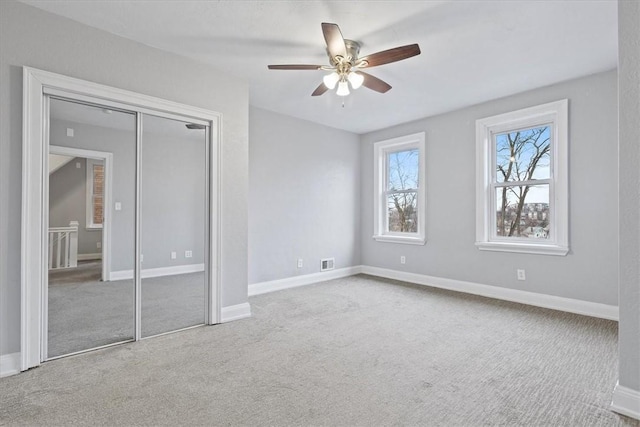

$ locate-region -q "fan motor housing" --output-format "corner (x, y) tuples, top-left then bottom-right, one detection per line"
(328, 39), (361, 66)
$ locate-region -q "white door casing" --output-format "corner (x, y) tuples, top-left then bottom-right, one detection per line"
(21, 67), (222, 370)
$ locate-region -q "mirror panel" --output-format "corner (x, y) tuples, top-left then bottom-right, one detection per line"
(140, 114), (207, 337)
(47, 97), (136, 358)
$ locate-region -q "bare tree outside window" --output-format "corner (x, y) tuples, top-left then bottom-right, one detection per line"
(386, 149), (419, 232)
(495, 126), (551, 238)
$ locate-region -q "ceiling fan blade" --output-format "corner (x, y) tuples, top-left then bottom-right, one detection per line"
(358, 44), (421, 68)
(322, 23), (347, 59)
(311, 83), (330, 96)
(268, 65), (324, 70)
(359, 71), (392, 93)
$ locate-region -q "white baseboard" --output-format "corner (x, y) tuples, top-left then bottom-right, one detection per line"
(77, 253), (102, 261)
(248, 266), (363, 297)
(361, 266), (619, 321)
(611, 382), (640, 420)
(110, 263), (205, 281)
(221, 302), (252, 323)
(0, 352), (21, 378)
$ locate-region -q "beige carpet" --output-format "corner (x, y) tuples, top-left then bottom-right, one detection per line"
(1, 274), (638, 426)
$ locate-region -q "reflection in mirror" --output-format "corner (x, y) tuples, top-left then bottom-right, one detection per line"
(47, 97), (136, 358)
(140, 114), (207, 337)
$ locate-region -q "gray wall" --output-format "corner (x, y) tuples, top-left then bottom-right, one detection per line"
(141, 115), (206, 269)
(50, 118), (136, 272)
(617, 0), (640, 393)
(360, 70), (618, 306)
(50, 116), (207, 272)
(49, 157), (103, 256)
(0, 0), (249, 357)
(249, 107), (360, 283)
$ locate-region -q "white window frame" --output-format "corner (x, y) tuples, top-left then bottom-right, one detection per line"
(85, 158), (104, 230)
(373, 132), (426, 245)
(475, 99), (568, 256)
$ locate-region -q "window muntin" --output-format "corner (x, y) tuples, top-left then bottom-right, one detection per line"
(374, 132), (426, 245)
(475, 100), (568, 255)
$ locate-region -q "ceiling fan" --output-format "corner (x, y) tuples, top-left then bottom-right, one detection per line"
(268, 23), (421, 97)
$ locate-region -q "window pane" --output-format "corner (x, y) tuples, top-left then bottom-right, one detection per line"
(495, 126), (551, 183)
(387, 149), (418, 191)
(495, 184), (549, 239)
(92, 164), (104, 225)
(387, 192), (418, 233)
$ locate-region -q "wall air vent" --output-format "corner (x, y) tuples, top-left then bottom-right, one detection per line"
(320, 258), (335, 272)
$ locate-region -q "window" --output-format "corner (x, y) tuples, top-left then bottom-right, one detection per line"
(373, 132), (426, 245)
(86, 158), (104, 229)
(476, 100), (568, 255)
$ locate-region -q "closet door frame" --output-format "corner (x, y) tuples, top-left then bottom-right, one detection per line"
(21, 66), (222, 370)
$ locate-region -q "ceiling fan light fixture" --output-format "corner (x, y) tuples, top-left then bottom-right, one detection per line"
(323, 72), (340, 89)
(336, 80), (350, 96)
(348, 71), (364, 89)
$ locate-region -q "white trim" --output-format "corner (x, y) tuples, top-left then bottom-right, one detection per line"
(475, 241), (568, 256)
(0, 352), (21, 378)
(77, 253), (102, 261)
(248, 266), (363, 296)
(21, 66), (222, 371)
(360, 266), (618, 320)
(475, 100), (568, 256)
(372, 235), (426, 245)
(611, 382), (640, 420)
(221, 303), (252, 323)
(110, 263), (205, 281)
(373, 132), (427, 245)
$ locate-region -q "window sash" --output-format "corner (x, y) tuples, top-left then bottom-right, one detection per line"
(384, 150), (419, 235)
(489, 124), (555, 243)
(86, 159), (104, 229)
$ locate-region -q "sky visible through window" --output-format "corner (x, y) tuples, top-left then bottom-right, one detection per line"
(388, 149), (418, 190)
(495, 125), (551, 207)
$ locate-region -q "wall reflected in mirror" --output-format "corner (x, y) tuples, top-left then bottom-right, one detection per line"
(140, 114), (207, 337)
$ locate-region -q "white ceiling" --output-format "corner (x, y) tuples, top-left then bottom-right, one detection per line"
(22, 0), (618, 134)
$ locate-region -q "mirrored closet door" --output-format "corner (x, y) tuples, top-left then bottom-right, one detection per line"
(140, 114), (208, 337)
(47, 97), (136, 358)
(46, 99), (210, 359)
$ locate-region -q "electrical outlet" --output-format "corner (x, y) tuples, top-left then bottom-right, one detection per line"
(140, 254), (144, 263)
(185, 250), (193, 258)
(297, 258), (303, 268)
(171, 251), (177, 260)
(517, 269), (526, 281)
(96, 241), (101, 249)
(400, 256), (406, 264)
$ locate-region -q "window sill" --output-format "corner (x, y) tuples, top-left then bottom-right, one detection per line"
(86, 225), (103, 231)
(475, 241), (568, 256)
(373, 235), (426, 246)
